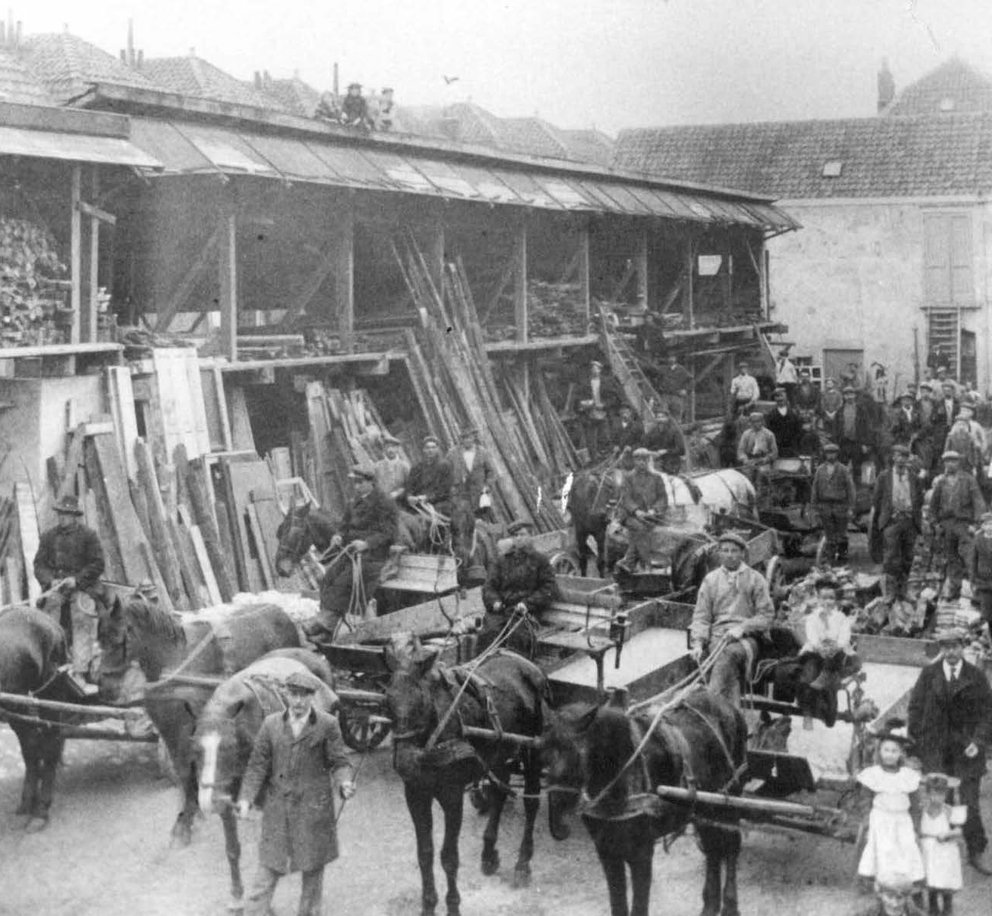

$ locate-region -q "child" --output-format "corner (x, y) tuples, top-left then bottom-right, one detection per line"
(854, 872), (928, 916)
(857, 718), (925, 887)
(919, 773), (963, 915)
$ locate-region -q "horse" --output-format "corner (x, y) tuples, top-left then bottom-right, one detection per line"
(544, 688), (749, 916)
(0, 605), (69, 832)
(96, 588), (302, 845)
(384, 635), (549, 916)
(192, 650), (338, 912)
(566, 468), (621, 577)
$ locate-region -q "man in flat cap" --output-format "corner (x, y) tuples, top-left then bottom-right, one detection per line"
(304, 466), (398, 639)
(448, 426), (497, 589)
(812, 441), (856, 566)
(406, 435), (454, 520)
(728, 361), (760, 417)
(373, 434), (410, 505)
(34, 494), (107, 696)
(833, 384), (873, 480)
(644, 403), (686, 475)
(479, 519), (556, 658)
(889, 391), (922, 449)
(943, 411), (981, 476)
(736, 411), (778, 495)
(909, 626), (992, 875)
(577, 359), (624, 461)
(690, 531), (774, 704)
(930, 450), (986, 600)
(968, 511), (992, 631)
(765, 386), (804, 458)
(616, 447), (668, 574)
(239, 669), (355, 916)
(871, 444), (924, 603)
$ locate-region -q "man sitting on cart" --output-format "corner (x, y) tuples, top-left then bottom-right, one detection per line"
(303, 466), (399, 640)
(737, 411), (779, 497)
(479, 519), (556, 659)
(615, 447), (669, 575)
(404, 435), (454, 548)
(689, 531), (774, 705)
(34, 494), (106, 696)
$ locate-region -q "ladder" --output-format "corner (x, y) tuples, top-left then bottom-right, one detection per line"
(597, 308), (663, 424)
(926, 309), (960, 376)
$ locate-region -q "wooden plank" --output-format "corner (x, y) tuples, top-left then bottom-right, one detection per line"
(14, 483), (42, 602)
(167, 516), (208, 610)
(182, 350), (211, 456)
(58, 424), (86, 500)
(6, 555), (20, 604)
(200, 365), (233, 452)
(218, 211), (237, 361)
(213, 499), (240, 592)
(217, 457), (264, 592)
(105, 366), (139, 479)
(335, 588), (484, 644)
(69, 165), (81, 343)
(185, 457), (235, 602)
(227, 386), (256, 453)
(246, 504), (274, 589)
(189, 525), (222, 605)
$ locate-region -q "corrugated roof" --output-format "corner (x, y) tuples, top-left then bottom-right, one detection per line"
(0, 48), (54, 105)
(614, 112), (992, 199)
(20, 32), (157, 104)
(127, 116), (795, 231)
(0, 123), (160, 166)
(885, 57), (992, 116)
(141, 56), (282, 110)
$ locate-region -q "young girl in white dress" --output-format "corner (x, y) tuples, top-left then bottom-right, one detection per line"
(857, 719), (925, 886)
(919, 773), (963, 915)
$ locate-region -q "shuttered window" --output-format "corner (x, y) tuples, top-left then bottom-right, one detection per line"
(923, 212), (973, 307)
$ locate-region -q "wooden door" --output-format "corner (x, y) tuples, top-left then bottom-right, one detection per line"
(822, 348), (864, 387)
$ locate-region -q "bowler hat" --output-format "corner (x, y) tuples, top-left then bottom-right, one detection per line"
(935, 625), (968, 645)
(717, 531), (748, 550)
(507, 520), (535, 536)
(284, 670), (322, 694)
(872, 716), (913, 747)
(54, 494), (84, 515)
(348, 465), (376, 481)
(773, 387), (787, 396)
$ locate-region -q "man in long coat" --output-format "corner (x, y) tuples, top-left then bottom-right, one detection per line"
(405, 435), (454, 518)
(616, 447), (669, 573)
(871, 444), (924, 601)
(765, 387), (804, 458)
(480, 519), (557, 658)
(930, 450), (986, 599)
(448, 427), (496, 588)
(908, 627), (992, 875)
(304, 466), (398, 638)
(239, 670), (355, 915)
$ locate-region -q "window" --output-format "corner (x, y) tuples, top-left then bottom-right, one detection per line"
(923, 211), (973, 307)
(821, 160), (843, 178)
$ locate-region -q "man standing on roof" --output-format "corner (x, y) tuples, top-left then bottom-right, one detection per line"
(689, 531), (774, 704)
(34, 494), (106, 696)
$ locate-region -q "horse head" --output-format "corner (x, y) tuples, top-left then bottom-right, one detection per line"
(383, 633), (442, 747)
(274, 498), (314, 576)
(193, 688), (261, 815)
(98, 589), (186, 683)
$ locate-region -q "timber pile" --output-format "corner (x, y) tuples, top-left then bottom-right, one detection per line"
(393, 238), (568, 531)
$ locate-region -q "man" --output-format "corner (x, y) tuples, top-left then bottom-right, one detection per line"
(943, 412), (981, 475)
(612, 404), (645, 465)
(916, 381), (935, 427)
(405, 435), (454, 518)
(659, 353), (693, 422)
(238, 670), (355, 916)
(811, 441), (856, 566)
(793, 367), (820, 418)
(578, 360), (624, 460)
(820, 377), (843, 414)
(729, 362), (760, 417)
(775, 348), (799, 403)
(765, 387), (804, 458)
(871, 444), (924, 603)
(889, 391), (921, 448)
(479, 519), (556, 658)
(908, 626), (992, 876)
(968, 512), (992, 630)
(303, 466), (398, 638)
(930, 450), (986, 600)
(833, 385), (873, 478)
(644, 405), (686, 475)
(616, 447), (669, 573)
(448, 426), (497, 588)
(375, 86), (395, 131)
(341, 82), (369, 127)
(736, 411), (778, 494)
(935, 365), (963, 400)
(373, 434), (410, 504)
(689, 531), (774, 704)
(34, 494), (106, 696)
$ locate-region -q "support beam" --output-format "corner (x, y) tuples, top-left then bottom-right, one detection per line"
(426, 216), (445, 295)
(70, 165), (82, 343)
(156, 225), (222, 331)
(81, 167), (100, 343)
(334, 202), (355, 353)
(577, 222), (591, 324)
(685, 236), (695, 330)
(218, 210), (237, 362)
(514, 217), (528, 345)
(635, 225), (649, 308)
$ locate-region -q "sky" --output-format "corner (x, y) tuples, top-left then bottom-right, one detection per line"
(16, 0), (992, 135)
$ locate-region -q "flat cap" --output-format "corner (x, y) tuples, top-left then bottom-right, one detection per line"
(890, 443), (910, 455)
(918, 381), (933, 390)
(748, 411), (764, 421)
(922, 772), (961, 791)
(822, 441), (840, 453)
(773, 386), (787, 396)
(717, 531), (748, 550)
(422, 434), (440, 446)
(841, 385), (856, 394)
(899, 391), (916, 400)
(935, 625), (968, 644)
(874, 873), (914, 895)
(632, 447), (652, 457)
(54, 494), (84, 515)
(507, 519), (535, 536)
(590, 360), (603, 369)
(284, 670), (322, 693)
(941, 450), (961, 461)
(348, 464), (376, 481)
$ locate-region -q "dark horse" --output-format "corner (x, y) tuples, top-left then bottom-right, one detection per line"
(384, 635), (549, 916)
(565, 468), (622, 577)
(192, 650), (337, 911)
(544, 688), (748, 916)
(0, 605), (69, 831)
(96, 589), (301, 845)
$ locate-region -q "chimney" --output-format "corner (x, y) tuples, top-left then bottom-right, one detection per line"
(877, 58), (895, 113)
(253, 70), (262, 88)
(126, 17), (134, 66)
(333, 62), (339, 97)
(15, 19), (21, 46)
(137, 49), (143, 68)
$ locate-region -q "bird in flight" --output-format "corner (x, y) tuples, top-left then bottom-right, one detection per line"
(443, 75), (460, 85)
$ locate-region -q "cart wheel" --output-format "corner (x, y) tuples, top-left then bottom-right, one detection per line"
(549, 550), (581, 577)
(339, 707), (391, 752)
(765, 555), (787, 598)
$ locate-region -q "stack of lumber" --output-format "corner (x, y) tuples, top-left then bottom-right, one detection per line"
(393, 237), (567, 531)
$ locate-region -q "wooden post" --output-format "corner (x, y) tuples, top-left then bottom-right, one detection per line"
(759, 238), (770, 319)
(70, 165), (82, 344)
(218, 210), (237, 362)
(635, 225), (649, 308)
(334, 201), (355, 353)
(724, 230), (733, 312)
(428, 214), (445, 295)
(80, 167), (101, 342)
(578, 220), (591, 324)
(514, 217), (528, 344)
(685, 236), (695, 330)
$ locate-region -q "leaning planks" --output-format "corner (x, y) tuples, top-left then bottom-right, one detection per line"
(149, 348), (211, 460)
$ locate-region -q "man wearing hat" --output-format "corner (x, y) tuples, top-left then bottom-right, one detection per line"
(811, 441), (856, 567)
(577, 359), (624, 460)
(736, 411), (778, 493)
(373, 434), (410, 505)
(239, 669), (355, 916)
(774, 348), (798, 403)
(447, 426), (497, 589)
(765, 386), (803, 457)
(968, 511), (992, 630)
(890, 391), (922, 448)
(658, 352), (692, 422)
(303, 466), (398, 639)
(793, 367), (820, 419)
(943, 411), (981, 475)
(341, 81), (369, 127)
(908, 625), (992, 875)
(689, 531), (774, 704)
(834, 384), (873, 479)
(405, 435), (454, 519)
(616, 447), (669, 574)
(728, 361), (759, 417)
(644, 404), (686, 475)
(930, 451), (986, 600)
(479, 519), (556, 658)
(34, 494), (106, 696)
(611, 404), (645, 468)
(870, 444), (924, 603)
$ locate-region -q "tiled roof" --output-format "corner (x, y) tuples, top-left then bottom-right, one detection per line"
(558, 128), (614, 167)
(141, 56), (282, 110)
(885, 57), (992, 116)
(255, 75), (321, 117)
(613, 112), (992, 199)
(0, 48), (54, 105)
(497, 117), (570, 158)
(19, 32), (157, 104)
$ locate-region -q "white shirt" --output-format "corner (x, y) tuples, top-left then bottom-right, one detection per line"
(730, 374), (760, 403)
(776, 358), (798, 385)
(462, 447), (476, 473)
(591, 376), (602, 406)
(803, 607), (852, 654)
(288, 711), (309, 738)
(943, 660), (963, 682)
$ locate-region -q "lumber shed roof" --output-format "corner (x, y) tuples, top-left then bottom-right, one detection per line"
(126, 116), (796, 231)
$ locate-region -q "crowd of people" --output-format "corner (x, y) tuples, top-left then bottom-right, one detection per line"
(315, 83), (395, 131)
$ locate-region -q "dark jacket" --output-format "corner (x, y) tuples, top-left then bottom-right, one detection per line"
(811, 461), (856, 510)
(482, 545), (557, 615)
(968, 529), (992, 590)
(765, 406), (804, 457)
(889, 404), (922, 447)
(930, 471), (986, 524)
(447, 445), (496, 512)
(34, 523), (106, 592)
(619, 467), (668, 520)
(240, 708), (353, 873)
(612, 418), (645, 453)
(908, 659), (992, 778)
(644, 420), (685, 458)
(823, 402), (872, 446)
(793, 382), (820, 415)
(871, 467), (924, 530)
(339, 487), (398, 561)
(406, 457), (454, 516)
(944, 426), (980, 473)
